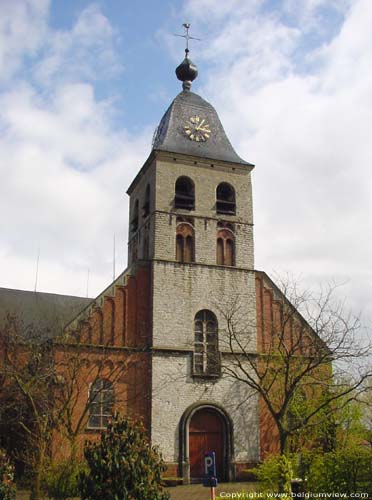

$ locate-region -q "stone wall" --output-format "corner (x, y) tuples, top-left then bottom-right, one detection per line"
(151, 259), (259, 472)
(151, 261), (256, 350)
(151, 352), (260, 464)
(153, 154), (254, 269)
(128, 160), (156, 265)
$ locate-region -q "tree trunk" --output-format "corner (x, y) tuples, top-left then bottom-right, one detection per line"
(279, 428), (288, 455)
(30, 466), (42, 500)
(69, 435), (78, 462)
(278, 428), (292, 494)
(30, 441), (47, 500)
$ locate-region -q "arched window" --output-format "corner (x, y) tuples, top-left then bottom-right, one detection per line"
(216, 223), (235, 266)
(88, 378), (114, 429)
(175, 176), (195, 210)
(131, 199), (139, 232)
(142, 184), (150, 218)
(176, 217), (195, 263)
(194, 310), (220, 376)
(143, 227), (149, 259)
(216, 183), (236, 215)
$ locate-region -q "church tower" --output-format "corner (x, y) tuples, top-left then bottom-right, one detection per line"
(126, 43), (260, 481)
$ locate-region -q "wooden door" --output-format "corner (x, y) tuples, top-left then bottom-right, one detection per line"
(189, 408), (225, 481)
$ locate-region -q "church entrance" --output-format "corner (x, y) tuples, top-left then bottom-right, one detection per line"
(189, 408), (225, 481)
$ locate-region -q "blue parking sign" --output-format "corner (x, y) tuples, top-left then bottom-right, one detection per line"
(204, 452), (216, 477)
(203, 452), (218, 488)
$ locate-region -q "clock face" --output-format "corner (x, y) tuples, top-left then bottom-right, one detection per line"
(184, 116), (211, 142)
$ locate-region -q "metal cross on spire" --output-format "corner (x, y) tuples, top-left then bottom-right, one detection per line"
(174, 23), (200, 56)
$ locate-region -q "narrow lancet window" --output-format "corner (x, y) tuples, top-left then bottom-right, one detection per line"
(142, 184), (150, 218)
(216, 223), (235, 266)
(193, 310), (220, 376)
(175, 176), (195, 210)
(176, 218), (195, 263)
(131, 200), (139, 232)
(216, 183), (236, 215)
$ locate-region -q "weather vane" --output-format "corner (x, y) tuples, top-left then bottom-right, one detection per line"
(174, 23), (200, 56)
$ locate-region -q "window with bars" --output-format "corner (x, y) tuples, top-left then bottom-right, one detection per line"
(130, 199), (139, 233)
(216, 182), (236, 215)
(193, 310), (220, 376)
(142, 184), (150, 218)
(88, 378), (114, 429)
(175, 176), (195, 210)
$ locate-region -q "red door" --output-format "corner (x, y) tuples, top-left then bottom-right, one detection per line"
(189, 408), (225, 481)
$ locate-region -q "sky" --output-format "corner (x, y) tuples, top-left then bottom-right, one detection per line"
(0, 0), (371, 330)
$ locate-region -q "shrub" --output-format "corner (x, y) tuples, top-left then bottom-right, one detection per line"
(253, 454), (293, 494)
(307, 445), (372, 495)
(79, 413), (170, 500)
(0, 448), (16, 500)
(43, 460), (87, 500)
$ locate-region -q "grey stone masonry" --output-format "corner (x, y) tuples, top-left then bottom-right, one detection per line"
(126, 139), (259, 472)
(151, 261), (256, 351)
(128, 159), (156, 266)
(151, 352), (260, 464)
(154, 154), (253, 222)
(127, 152), (255, 269)
(154, 152), (254, 269)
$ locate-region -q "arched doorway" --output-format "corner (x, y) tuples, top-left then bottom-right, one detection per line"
(179, 403), (233, 483)
(189, 408), (225, 481)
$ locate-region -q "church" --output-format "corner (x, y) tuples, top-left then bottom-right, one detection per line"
(0, 45), (311, 483)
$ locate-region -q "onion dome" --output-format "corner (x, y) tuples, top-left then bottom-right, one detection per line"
(175, 49), (198, 91)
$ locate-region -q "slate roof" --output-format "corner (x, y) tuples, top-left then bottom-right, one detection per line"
(152, 90), (253, 167)
(0, 287), (92, 341)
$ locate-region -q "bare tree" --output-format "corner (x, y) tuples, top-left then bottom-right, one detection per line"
(359, 379), (372, 446)
(0, 315), (132, 499)
(0, 315), (57, 499)
(219, 275), (372, 455)
(51, 337), (133, 461)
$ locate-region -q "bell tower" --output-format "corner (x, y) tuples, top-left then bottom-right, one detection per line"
(126, 39), (259, 481)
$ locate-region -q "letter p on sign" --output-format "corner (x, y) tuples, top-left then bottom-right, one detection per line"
(204, 452), (216, 477)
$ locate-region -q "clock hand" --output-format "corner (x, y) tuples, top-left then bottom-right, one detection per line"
(196, 119), (205, 130)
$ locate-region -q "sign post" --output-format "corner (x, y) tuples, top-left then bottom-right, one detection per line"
(203, 452), (218, 500)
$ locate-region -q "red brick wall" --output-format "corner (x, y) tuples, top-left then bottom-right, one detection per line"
(255, 272), (328, 459)
(51, 263), (152, 461)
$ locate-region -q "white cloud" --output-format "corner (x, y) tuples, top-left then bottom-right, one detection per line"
(183, 0), (372, 324)
(0, 0), (49, 81)
(0, 2), (150, 297)
(283, 0), (352, 29)
(33, 4), (121, 85)
(185, 0), (262, 22)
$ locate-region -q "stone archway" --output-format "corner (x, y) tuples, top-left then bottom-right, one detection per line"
(179, 403), (234, 483)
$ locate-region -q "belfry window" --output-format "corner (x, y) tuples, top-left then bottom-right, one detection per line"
(216, 223), (235, 266)
(216, 183), (236, 215)
(131, 200), (139, 232)
(194, 310), (220, 376)
(88, 378), (114, 429)
(175, 176), (195, 210)
(142, 184), (150, 218)
(176, 217), (195, 263)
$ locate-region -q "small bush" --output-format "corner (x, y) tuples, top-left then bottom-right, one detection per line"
(307, 445), (372, 495)
(253, 454), (293, 494)
(43, 460), (87, 500)
(79, 413), (170, 500)
(0, 448), (16, 500)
